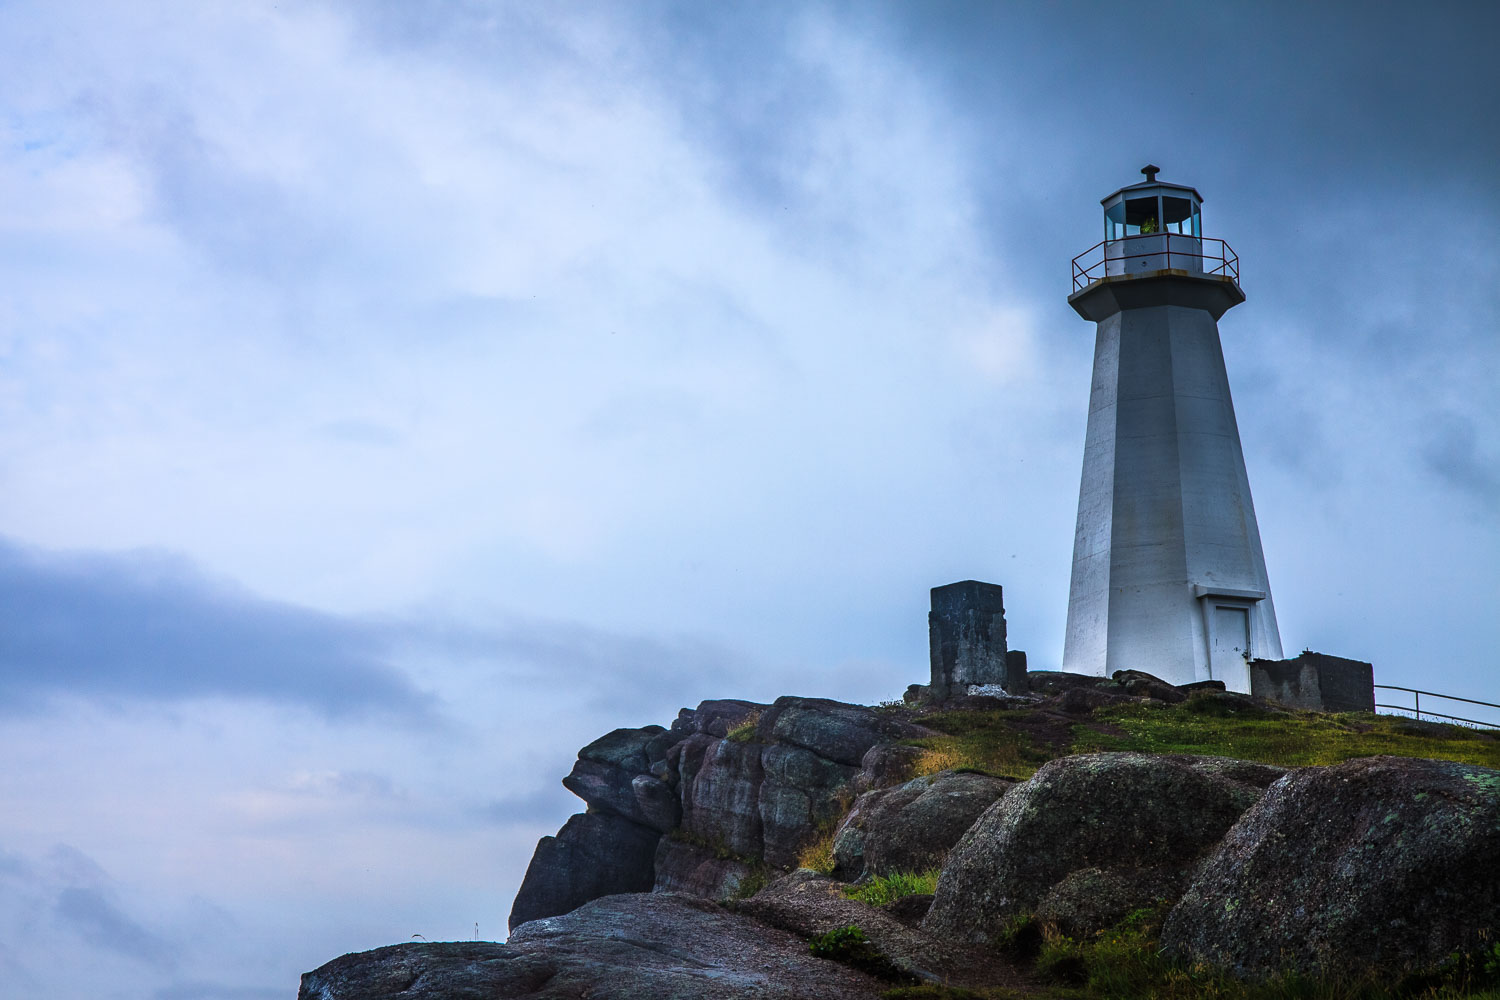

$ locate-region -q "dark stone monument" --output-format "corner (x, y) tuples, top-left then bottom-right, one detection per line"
(929, 581), (1023, 697)
(1249, 650), (1375, 714)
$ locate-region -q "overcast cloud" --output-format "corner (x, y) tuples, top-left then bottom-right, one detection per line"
(1, 1), (1496, 996)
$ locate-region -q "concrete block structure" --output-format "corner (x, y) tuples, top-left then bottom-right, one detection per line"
(929, 581), (1021, 697)
(1062, 167), (1282, 692)
(1250, 651), (1375, 714)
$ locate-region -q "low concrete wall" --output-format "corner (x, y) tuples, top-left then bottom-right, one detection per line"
(1250, 651), (1375, 714)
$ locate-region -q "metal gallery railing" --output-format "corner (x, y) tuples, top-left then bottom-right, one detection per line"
(1071, 234), (1239, 291)
(1374, 685), (1500, 729)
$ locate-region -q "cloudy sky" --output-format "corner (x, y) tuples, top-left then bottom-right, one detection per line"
(2, 1), (1497, 996)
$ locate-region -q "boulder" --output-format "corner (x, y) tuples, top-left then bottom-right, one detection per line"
(306, 893), (887, 1000)
(677, 736), (765, 859)
(1047, 685), (1139, 715)
(735, 870), (1020, 989)
(758, 745), (859, 868)
(832, 769), (1013, 880)
(507, 812), (659, 931)
(1024, 672), (1117, 697)
(652, 837), (757, 902)
(923, 753), (1284, 943)
(1111, 669), (1188, 704)
(1162, 755), (1500, 980)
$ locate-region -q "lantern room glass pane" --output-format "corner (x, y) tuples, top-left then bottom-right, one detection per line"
(1124, 196), (1159, 235)
(1163, 196), (1200, 236)
(1105, 202), (1127, 241)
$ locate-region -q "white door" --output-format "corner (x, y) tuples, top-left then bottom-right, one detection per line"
(1211, 605), (1251, 680)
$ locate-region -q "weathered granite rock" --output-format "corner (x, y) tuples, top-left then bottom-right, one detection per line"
(1047, 685), (1139, 715)
(299, 942), (556, 1000)
(630, 773), (681, 832)
(306, 893), (887, 1000)
(1162, 756), (1500, 980)
(677, 736), (765, 859)
(758, 744), (859, 868)
(923, 753), (1285, 943)
(757, 697), (929, 768)
(1111, 669), (1188, 704)
(508, 812), (659, 931)
(1023, 672), (1116, 697)
(735, 870), (1021, 989)
(1036, 866), (1184, 939)
(884, 893), (934, 925)
(670, 699), (768, 739)
(652, 837), (756, 902)
(561, 726), (682, 831)
(832, 769), (1013, 880)
(854, 743), (926, 794)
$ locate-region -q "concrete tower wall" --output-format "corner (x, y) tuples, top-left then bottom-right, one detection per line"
(1062, 277), (1281, 690)
(1062, 314), (1120, 675)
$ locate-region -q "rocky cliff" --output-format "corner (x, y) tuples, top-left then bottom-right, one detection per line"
(300, 674), (1500, 999)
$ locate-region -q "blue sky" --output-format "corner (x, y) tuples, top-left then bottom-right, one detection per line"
(2, 2), (1497, 996)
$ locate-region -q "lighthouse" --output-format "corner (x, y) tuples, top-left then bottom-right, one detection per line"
(1062, 166), (1282, 692)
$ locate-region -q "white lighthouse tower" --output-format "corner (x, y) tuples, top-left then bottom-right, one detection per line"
(1062, 166), (1281, 692)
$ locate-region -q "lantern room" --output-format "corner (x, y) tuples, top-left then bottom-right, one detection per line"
(1103, 165), (1202, 240)
(1099, 164), (1206, 278)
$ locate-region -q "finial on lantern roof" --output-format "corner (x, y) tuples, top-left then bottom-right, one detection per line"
(1141, 164), (1161, 183)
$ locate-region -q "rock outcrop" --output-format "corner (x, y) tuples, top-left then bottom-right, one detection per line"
(1162, 755), (1500, 979)
(509, 697), (933, 930)
(310, 678), (1500, 998)
(923, 752), (1285, 942)
(303, 892), (887, 1000)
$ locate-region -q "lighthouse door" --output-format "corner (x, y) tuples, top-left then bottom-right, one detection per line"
(1210, 605), (1251, 680)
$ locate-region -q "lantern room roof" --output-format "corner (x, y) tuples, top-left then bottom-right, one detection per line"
(1101, 164), (1203, 205)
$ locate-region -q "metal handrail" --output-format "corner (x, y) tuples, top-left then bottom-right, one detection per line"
(1071, 234), (1239, 291)
(1374, 684), (1500, 729)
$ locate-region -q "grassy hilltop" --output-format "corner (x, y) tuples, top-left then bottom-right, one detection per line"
(901, 693), (1500, 784)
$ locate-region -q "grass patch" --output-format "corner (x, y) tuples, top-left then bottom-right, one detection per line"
(797, 826), (838, 874)
(843, 869), (940, 907)
(795, 788), (856, 874)
(904, 710), (1050, 780)
(1069, 698), (1500, 770)
(808, 925), (916, 984)
(726, 710), (761, 743)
